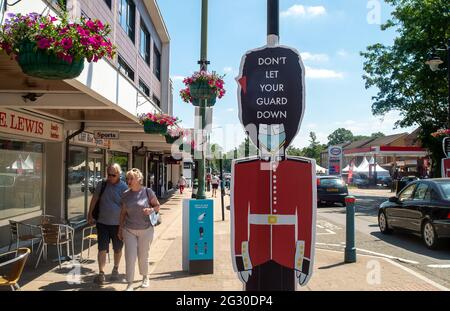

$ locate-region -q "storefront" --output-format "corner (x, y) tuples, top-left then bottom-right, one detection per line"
(67, 132), (111, 224)
(0, 108), (63, 248)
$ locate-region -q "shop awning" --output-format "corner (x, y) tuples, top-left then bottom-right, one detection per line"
(344, 146), (428, 157)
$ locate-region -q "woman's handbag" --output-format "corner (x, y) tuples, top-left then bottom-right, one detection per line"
(146, 188), (162, 226)
(92, 180), (107, 220)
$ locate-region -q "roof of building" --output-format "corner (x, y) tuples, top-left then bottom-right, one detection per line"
(361, 133), (408, 147)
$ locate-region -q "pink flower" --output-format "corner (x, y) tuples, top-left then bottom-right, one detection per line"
(61, 38), (73, 50)
(37, 38), (52, 49)
(96, 20), (104, 30)
(86, 20), (96, 30)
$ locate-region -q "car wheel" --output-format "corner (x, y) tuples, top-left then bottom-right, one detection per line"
(422, 221), (440, 250)
(378, 211), (392, 234)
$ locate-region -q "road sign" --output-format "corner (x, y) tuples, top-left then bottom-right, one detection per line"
(442, 158), (450, 178)
(328, 146), (343, 176)
(443, 137), (450, 158)
(237, 46), (305, 153)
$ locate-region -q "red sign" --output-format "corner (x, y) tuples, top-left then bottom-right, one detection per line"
(442, 158), (450, 178)
(231, 156), (316, 290)
(0, 109), (63, 141)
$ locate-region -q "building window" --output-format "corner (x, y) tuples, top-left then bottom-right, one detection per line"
(118, 56), (135, 81)
(153, 44), (161, 80)
(139, 79), (150, 97)
(152, 95), (160, 108)
(0, 139), (44, 220)
(119, 0), (136, 43)
(139, 20), (151, 65)
(104, 0), (112, 9)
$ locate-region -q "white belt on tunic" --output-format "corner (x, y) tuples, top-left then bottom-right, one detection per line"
(248, 214), (296, 225)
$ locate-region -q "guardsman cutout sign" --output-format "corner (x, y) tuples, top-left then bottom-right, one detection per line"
(231, 44), (316, 291)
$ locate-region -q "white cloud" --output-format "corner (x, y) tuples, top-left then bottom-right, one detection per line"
(281, 5), (326, 18)
(301, 52), (329, 63)
(223, 67), (233, 74)
(171, 75), (184, 81)
(305, 66), (344, 79)
(337, 49), (349, 57)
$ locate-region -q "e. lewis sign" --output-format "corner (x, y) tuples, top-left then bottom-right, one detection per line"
(237, 46), (305, 154)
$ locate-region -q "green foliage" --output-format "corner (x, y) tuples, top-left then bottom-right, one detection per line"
(327, 128), (354, 146)
(360, 0), (450, 176)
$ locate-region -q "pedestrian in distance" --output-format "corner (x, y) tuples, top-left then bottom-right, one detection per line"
(118, 168), (160, 291)
(88, 163), (128, 286)
(211, 174), (220, 198)
(178, 174), (187, 194)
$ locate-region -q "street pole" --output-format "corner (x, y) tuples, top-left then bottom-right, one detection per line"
(267, 0), (279, 46)
(219, 156), (225, 221)
(447, 38), (450, 129)
(196, 0), (209, 200)
(344, 196), (357, 263)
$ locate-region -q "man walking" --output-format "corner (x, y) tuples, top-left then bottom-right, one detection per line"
(178, 174), (187, 194)
(88, 164), (128, 286)
(211, 174), (220, 198)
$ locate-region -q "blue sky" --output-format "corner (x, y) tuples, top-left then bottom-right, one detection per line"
(158, 0), (415, 151)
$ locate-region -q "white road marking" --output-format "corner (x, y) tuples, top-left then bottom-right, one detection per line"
(384, 258), (450, 291)
(317, 229), (336, 235)
(315, 243), (420, 264)
(355, 248), (420, 265)
(427, 264), (450, 269)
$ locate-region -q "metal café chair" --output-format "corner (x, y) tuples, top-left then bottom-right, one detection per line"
(0, 248), (31, 291)
(80, 225), (110, 263)
(8, 220), (42, 254)
(35, 223), (75, 269)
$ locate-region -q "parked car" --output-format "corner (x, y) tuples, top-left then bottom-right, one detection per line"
(317, 176), (349, 206)
(377, 175), (393, 188)
(378, 178), (450, 249)
(353, 173), (370, 188)
(81, 173), (103, 193)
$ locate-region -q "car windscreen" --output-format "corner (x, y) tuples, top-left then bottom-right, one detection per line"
(438, 183), (450, 199)
(319, 179), (344, 187)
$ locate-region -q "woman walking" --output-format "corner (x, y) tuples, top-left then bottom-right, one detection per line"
(118, 168), (160, 291)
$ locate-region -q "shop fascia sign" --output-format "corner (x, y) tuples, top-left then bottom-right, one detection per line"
(0, 108), (63, 142)
(94, 130), (120, 140)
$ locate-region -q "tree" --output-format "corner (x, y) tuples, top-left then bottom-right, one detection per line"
(327, 128), (353, 146)
(371, 132), (385, 139)
(361, 0), (449, 176)
(287, 146), (303, 156)
(301, 132), (326, 164)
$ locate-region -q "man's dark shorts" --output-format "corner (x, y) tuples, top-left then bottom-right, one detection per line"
(96, 223), (123, 252)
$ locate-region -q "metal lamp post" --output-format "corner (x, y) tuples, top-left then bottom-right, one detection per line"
(426, 39), (450, 129)
(195, 0), (210, 200)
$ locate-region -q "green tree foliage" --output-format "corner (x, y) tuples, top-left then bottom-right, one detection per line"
(327, 128), (354, 146)
(361, 0), (450, 176)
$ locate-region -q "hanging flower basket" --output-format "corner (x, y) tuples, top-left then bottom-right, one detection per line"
(143, 121), (167, 134)
(0, 12), (115, 80)
(139, 113), (180, 135)
(18, 41), (84, 80)
(165, 127), (184, 144)
(180, 71), (225, 107)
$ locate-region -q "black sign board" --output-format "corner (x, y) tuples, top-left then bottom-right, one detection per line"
(237, 46), (305, 153)
(443, 137), (450, 158)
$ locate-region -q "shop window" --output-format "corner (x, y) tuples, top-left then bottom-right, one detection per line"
(0, 139), (43, 220)
(109, 151), (129, 180)
(139, 79), (150, 97)
(104, 0), (112, 9)
(153, 44), (161, 80)
(139, 20), (151, 65)
(119, 0), (136, 43)
(118, 55), (135, 81)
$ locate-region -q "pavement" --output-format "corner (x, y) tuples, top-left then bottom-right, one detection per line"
(6, 188), (448, 291)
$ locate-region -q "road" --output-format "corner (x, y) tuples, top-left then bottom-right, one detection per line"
(316, 188), (450, 289)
